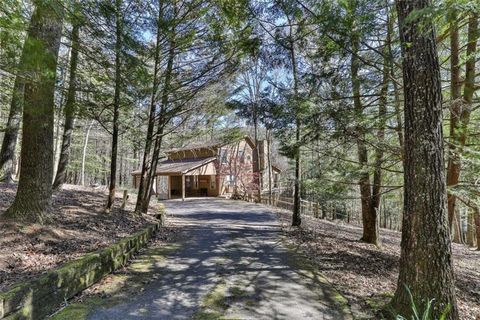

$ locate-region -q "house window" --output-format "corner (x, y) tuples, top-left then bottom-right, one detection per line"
(225, 175), (236, 186)
(220, 149), (228, 164)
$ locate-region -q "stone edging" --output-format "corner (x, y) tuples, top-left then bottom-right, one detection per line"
(0, 222), (160, 320)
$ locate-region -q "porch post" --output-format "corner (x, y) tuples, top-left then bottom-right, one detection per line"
(168, 176), (171, 199)
(182, 174), (186, 201)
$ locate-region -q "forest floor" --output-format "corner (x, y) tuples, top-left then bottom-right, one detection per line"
(276, 209), (480, 320)
(0, 183), (159, 292)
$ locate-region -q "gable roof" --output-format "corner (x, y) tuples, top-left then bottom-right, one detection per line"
(132, 156), (216, 176)
(165, 136), (256, 154)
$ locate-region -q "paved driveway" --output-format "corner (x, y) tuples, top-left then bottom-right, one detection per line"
(58, 198), (351, 320)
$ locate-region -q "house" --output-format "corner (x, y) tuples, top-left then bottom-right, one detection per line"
(131, 136), (281, 200)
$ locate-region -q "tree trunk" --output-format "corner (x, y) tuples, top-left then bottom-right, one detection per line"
(53, 14), (80, 189)
(81, 121), (93, 186)
(106, 0), (122, 212)
(267, 129), (273, 205)
(474, 208), (480, 250)
(253, 114), (262, 202)
(0, 79), (24, 183)
(140, 29), (175, 214)
(387, 10), (404, 158)
(4, 1), (64, 223)
(135, 3), (164, 213)
(446, 14), (478, 241)
(119, 145), (123, 187)
(351, 34), (375, 244)
(466, 209), (474, 247)
(368, 38), (390, 246)
(446, 15), (460, 237)
(391, 0), (459, 318)
(142, 118), (164, 212)
(290, 35), (301, 227)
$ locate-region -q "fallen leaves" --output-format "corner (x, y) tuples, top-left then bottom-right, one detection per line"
(275, 209), (480, 320)
(0, 183), (159, 292)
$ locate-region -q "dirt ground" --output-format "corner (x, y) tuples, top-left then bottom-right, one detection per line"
(0, 183), (158, 292)
(276, 209), (480, 320)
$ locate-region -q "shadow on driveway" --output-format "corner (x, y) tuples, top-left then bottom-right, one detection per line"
(53, 198), (352, 320)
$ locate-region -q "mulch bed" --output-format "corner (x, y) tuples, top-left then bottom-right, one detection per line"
(276, 209), (480, 320)
(0, 183), (158, 292)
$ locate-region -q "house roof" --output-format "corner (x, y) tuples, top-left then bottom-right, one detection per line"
(132, 156), (216, 176)
(165, 136), (256, 154)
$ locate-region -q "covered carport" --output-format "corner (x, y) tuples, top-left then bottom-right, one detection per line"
(153, 156), (218, 201)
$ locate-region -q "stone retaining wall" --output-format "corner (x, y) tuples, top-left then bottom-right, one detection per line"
(0, 223), (160, 320)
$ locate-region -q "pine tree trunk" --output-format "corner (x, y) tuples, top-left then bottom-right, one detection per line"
(446, 14), (478, 240)
(0, 79), (24, 183)
(386, 10), (404, 158)
(119, 146), (123, 187)
(368, 39), (390, 246)
(466, 209), (474, 247)
(135, 3), (163, 213)
(81, 121), (93, 186)
(292, 120), (301, 226)
(290, 36), (301, 227)
(253, 114), (262, 202)
(446, 15), (462, 240)
(53, 15), (80, 189)
(142, 118), (164, 212)
(4, 1), (64, 223)
(140, 30), (175, 213)
(267, 129), (273, 205)
(474, 207), (480, 250)
(391, 0), (459, 318)
(351, 35), (375, 243)
(106, 0), (122, 212)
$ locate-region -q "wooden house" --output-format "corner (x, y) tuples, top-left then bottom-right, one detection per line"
(131, 136), (281, 200)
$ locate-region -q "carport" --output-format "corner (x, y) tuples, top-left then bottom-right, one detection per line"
(153, 156), (218, 201)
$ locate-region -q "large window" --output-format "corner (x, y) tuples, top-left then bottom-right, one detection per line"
(220, 149), (228, 164)
(225, 175), (236, 186)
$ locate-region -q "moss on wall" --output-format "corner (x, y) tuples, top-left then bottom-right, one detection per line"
(0, 223), (160, 320)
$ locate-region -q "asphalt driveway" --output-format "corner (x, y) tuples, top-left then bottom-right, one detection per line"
(54, 198), (351, 320)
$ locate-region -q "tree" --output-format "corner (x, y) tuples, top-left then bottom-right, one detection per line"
(254, 0), (307, 226)
(391, 0), (459, 318)
(135, 0), (252, 213)
(0, 75), (23, 183)
(53, 2), (82, 189)
(446, 11), (478, 242)
(134, 0), (165, 213)
(347, 0), (376, 244)
(3, 0), (64, 222)
(0, 2), (29, 183)
(228, 57), (269, 201)
(105, 0), (123, 212)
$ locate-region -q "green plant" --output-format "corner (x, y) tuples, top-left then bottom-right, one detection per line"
(396, 286), (451, 320)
